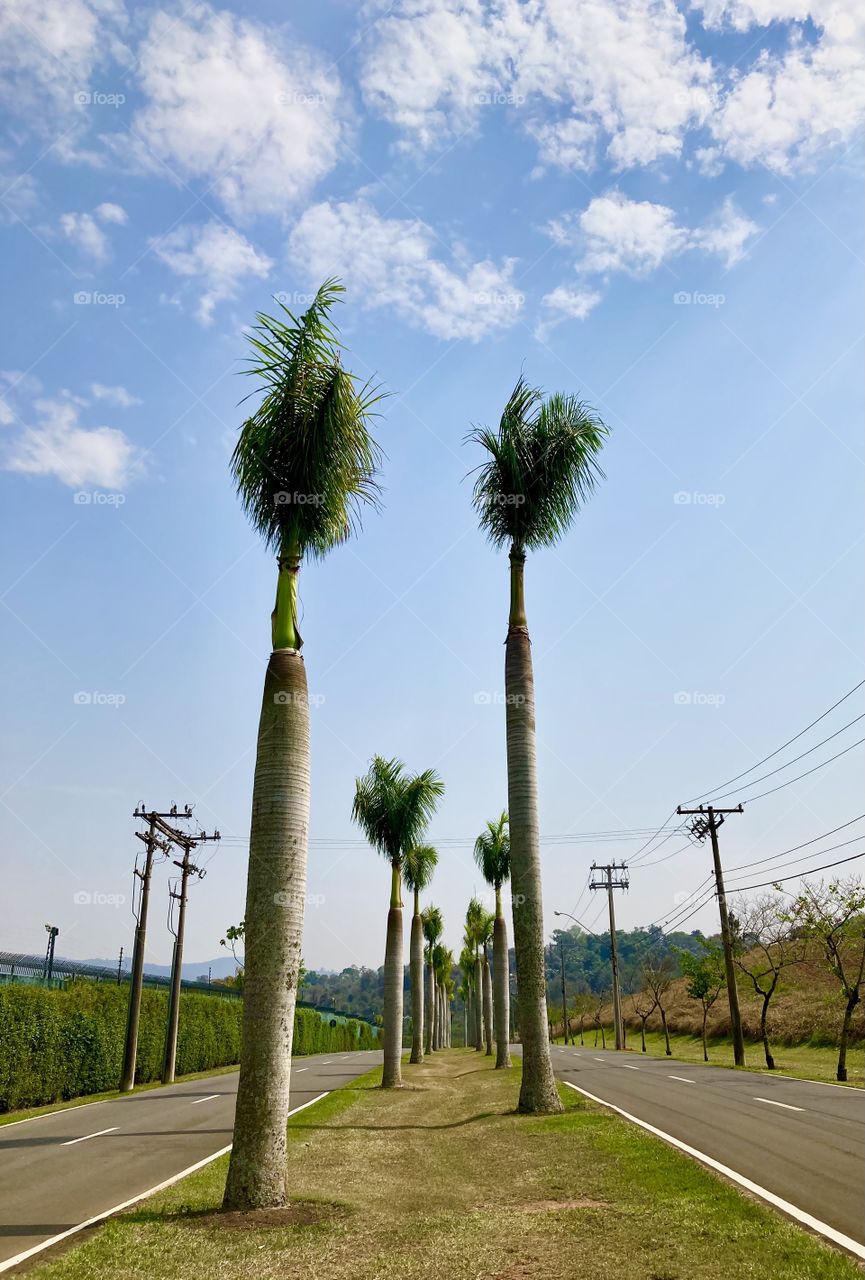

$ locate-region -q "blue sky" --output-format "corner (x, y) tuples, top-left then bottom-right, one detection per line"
(0, 0), (862, 973)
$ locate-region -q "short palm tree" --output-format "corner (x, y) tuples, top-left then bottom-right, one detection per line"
(458, 944), (476, 1048)
(474, 812), (512, 1068)
(478, 909), (495, 1055)
(403, 845), (438, 1064)
(352, 757), (444, 1087)
(422, 906), (443, 1054)
(224, 280), (383, 1210)
(469, 376), (608, 1113)
(465, 898), (486, 1052)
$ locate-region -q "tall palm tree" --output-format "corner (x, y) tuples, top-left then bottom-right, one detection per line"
(469, 377), (608, 1113)
(352, 757), (444, 1087)
(403, 845), (438, 1064)
(422, 905), (443, 1054)
(478, 910), (495, 1056)
(224, 280), (383, 1210)
(465, 898), (486, 1052)
(474, 812), (512, 1068)
(458, 944), (476, 1049)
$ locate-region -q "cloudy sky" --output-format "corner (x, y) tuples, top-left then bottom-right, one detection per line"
(0, 0), (862, 973)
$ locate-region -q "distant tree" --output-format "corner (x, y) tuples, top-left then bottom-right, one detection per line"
(628, 986), (658, 1053)
(780, 877), (865, 1082)
(592, 990), (609, 1049)
(571, 990), (594, 1046)
(642, 953), (675, 1056)
(680, 943), (725, 1061)
(731, 892), (805, 1070)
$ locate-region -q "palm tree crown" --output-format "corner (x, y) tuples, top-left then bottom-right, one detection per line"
(473, 812), (511, 891)
(468, 376), (608, 552)
(352, 757), (444, 870)
(422, 905), (443, 950)
(403, 845), (439, 900)
(232, 278), (383, 559)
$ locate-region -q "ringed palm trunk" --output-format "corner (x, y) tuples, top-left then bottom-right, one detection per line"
(482, 946), (493, 1055)
(224, 650), (309, 1209)
(425, 951), (434, 1054)
(474, 955), (484, 1050)
(409, 891), (424, 1065)
(382, 861), (404, 1088)
(505, 547), (563, 1113)
(493, 890), (512, 1068)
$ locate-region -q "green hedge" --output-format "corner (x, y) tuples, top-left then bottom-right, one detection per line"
(0, 983), (377, 1113)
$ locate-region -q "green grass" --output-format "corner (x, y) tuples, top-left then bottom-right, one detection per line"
(23, 1050), (861, 1280)
(0, 1064), (241, 1127)
(557, 1027), (863, 1087)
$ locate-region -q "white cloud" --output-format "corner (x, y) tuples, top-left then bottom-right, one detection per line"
(91, 382), (141, 407)
(131, 3), (346, 219)
(361, 0), (715, 170)
(152, 220), (273, 324)
(58, 201), (128, 261)
(288, 199), (523, 341)
(535, 285), (602, 339)
(549, 191), (759, 275)
(4, 397), (139, 488)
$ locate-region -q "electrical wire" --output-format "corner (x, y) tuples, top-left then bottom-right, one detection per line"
(704, 713), (865, 804)
(724, 815), (865, 876)
(726, 848), (865, 894)
(738, 736), (864, 804)
(681, 679), (864, 804)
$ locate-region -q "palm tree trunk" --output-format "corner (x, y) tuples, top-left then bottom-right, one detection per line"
(474, 955), (484, 1050)
(493, 893), (511, 1068)
(425, 951), (434, 1054)
(382, 861), (403, 1088)
(224, 650), (309, 1209)
(482, 947), (493, 1055)
(409, 891), (424, 1065)
(505, 547), (563, 1114)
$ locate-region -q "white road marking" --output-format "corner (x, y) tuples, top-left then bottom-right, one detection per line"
(593, 1057), (605, 1062)
(61, 1127), (118, 1147)
(754, 1097), (804, 1112)
(562, 1081), (864, 1261)
(0, 1093), (330, 1275)
(623, 1065), (640, 1071)
(295, 1068), (308, 1073)
(190, 1095), (219, 1106)
(669, 1076), (695, 1084)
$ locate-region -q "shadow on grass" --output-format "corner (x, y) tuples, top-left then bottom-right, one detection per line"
(289, 1109), (501, 1133)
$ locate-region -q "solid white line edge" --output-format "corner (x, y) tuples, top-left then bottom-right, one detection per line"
(61, 1127), (118, 1147)
(563, 1081), (865, 1260)
(0, 1091), (329, 1274)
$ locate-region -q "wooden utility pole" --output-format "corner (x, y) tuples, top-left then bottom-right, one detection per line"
(558, 937), (570, 1045)
(120, 805), (190, 1092)
(162, 824), (219, 1084)
(589, 862), (629, 1049)
(677, 804), (745, 1067)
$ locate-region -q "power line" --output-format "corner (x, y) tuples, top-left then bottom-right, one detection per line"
(706, 713), (864, 804)
(728, 848), (865, 894)
(634, 838), (698, 868)
(681, 679), (864, 804)
(738, 736), (864, 804)
(724, 815), (865, 875)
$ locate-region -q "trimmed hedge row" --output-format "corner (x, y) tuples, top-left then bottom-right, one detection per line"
(0, 983), (377, 1112)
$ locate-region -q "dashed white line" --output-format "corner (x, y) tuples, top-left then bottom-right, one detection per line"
(754, 1097), (804, 1112)
(562, 1081), (864, 1261)
(190, 1095), (219, 1105)
(669, 1076), (695, 1084)
(61, 1127), (118, 1147)
(623, 1065), (640, 1071)
(295, 1068), (308, 1073)
(593, 1057), (605, 1062)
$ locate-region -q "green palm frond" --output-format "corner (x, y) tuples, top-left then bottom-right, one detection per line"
(232, 278), (385, 559)
(467, 375), (609, 550)
(352, 757), (444, 865)
(473, 811), (510, 889)
(465, 895), (486, 948)
(403, 844), (438, 894)
(459, 944), (476, 986)
(422, 904), (443, 948)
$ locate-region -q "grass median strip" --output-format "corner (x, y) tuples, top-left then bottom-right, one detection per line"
(25, 1050), (860, 1280)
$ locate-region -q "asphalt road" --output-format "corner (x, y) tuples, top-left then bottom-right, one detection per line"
(543, 1042), (865, 1255)
(0, 1049), (382, 1273)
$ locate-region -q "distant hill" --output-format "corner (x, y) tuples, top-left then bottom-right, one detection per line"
(84, 956), (240, 981)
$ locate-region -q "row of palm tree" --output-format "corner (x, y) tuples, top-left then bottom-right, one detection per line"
(223, 279), (609, 1209)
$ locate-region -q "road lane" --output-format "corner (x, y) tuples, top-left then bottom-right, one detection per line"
(543, 1044), (865, 1254)
(0, 1050), (382, 1271)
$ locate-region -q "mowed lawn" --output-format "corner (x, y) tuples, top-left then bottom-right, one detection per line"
(27, 1050), (860, 1280)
